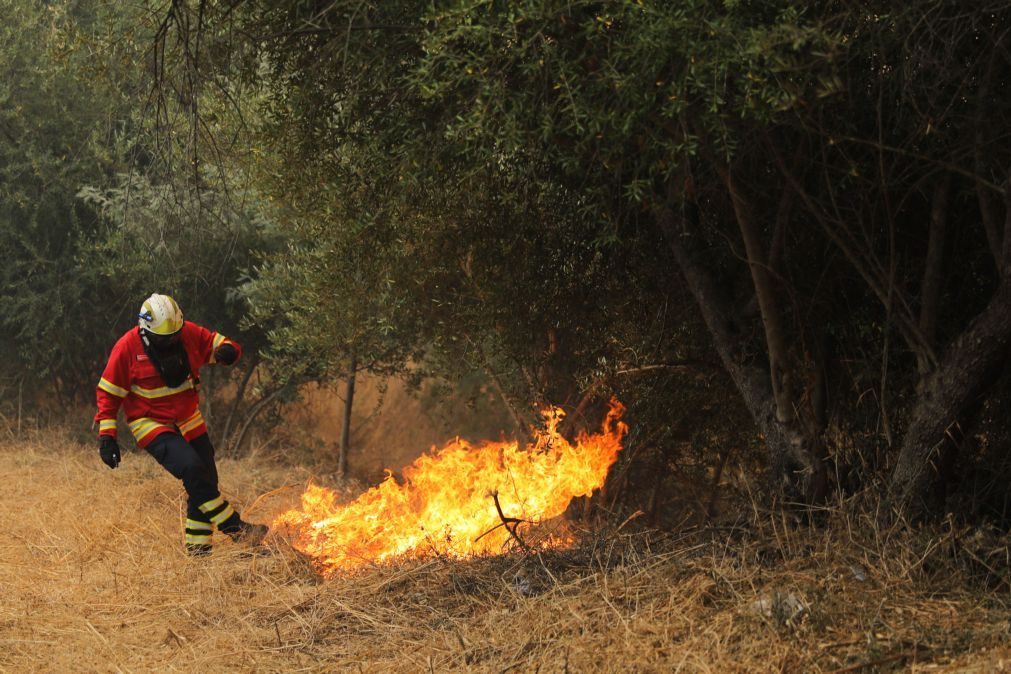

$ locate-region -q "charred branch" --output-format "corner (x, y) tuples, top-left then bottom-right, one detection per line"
(475, 491), (531, 553)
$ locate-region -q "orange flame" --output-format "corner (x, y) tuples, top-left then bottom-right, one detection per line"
(273, 399), (627, 577)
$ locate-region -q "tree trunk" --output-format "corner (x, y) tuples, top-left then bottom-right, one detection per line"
(221, 350), (259, 448)
(338, 350), (357, 478)
(656, 205), (815, 496)
(889, 281), (1011, 516)
(229, 384), (288, 455)
(977, 183), (1002, 269)
(916, 175), (950, 377)
(723, 167), (794, 427)
(974, 38), (1003, 270)
(724, 170), (829, 503)
(203, 367), (214, 429)
(891, 172), (1011, 516)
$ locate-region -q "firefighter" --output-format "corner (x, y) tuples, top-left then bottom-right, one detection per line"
(94, 293), (268, 555)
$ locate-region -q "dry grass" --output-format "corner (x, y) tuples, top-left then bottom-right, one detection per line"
(1, 431), (1009, 673)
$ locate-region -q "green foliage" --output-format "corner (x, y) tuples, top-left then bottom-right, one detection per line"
(78, 172), (278, 336)
(8, 0), (1005, 514)
(414, 0), (840, 187)
(0, 0), (274, 406)
(221, 2), (690, 395)
(205, 0), (1011, 514)
(212, 0), (844, 427)
(0, 0), (138, 396)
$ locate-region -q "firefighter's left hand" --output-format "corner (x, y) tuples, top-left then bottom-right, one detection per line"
(99, 436), (121, 469)
(214, 343), (238, 365)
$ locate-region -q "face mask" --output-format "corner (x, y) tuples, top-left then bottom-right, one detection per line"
(140, 329), (191, 387)
(145, 331), (181, 350)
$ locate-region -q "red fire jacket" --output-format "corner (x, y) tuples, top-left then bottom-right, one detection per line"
(94, 322), (241, 447)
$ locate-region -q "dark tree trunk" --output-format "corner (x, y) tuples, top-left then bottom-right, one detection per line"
(221, 350), (259, 449)
(723, 169), (829, 503)
(723, 167), (793, 426)
(891, 172), (1011, 516)
(656, 205), (817, 498)
(229, 384), (287, 455)
(889, 281), (1011, 516)
(203, 367), (214, 429)
(975, 38), (1003, 270)
(916, 176), (950, 377)
(338, 350), (357, 478)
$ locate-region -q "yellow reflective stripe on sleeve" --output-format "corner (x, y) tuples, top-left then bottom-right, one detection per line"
(185, 533), (212, 544)
(128, 418), (166, 442)
(209, 505), (235, 525)
(186, 519), (212, 531)
(198, 496), (225, 513)
(209, 333), (227, 363)
(98, 378), (128, 398)
(98, 419), (117, 432)
(130, 380), (194, 399)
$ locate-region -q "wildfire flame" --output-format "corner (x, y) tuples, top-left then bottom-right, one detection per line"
(272, 399), (627, 577)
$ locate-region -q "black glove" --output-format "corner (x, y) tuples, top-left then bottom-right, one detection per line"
(99, 435), (120, 469)
(214, 343), (238, 365)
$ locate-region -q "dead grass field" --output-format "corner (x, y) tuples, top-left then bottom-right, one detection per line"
(1, 431), (1009, 673)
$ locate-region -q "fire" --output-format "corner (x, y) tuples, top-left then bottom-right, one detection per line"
(272, 400), (627, 577)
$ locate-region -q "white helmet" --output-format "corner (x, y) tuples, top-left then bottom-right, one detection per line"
(138, 293), (184, 336)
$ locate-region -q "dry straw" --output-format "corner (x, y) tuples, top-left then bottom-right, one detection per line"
(1, 431), (1008, 672)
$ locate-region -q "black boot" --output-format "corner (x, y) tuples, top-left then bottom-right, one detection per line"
(186, 542), (212, 556)
(219, 512), (269, 546)
(185, 517), (213, 556)
(236, 522), (269, 546)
